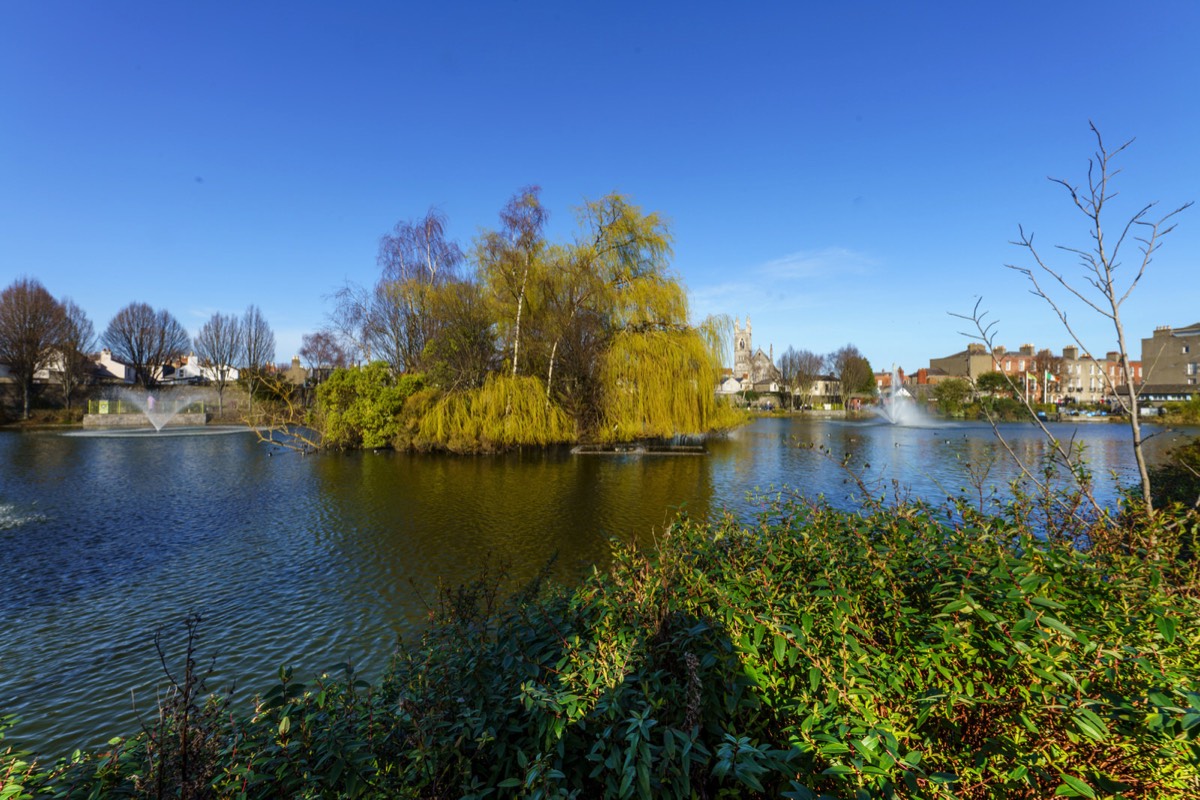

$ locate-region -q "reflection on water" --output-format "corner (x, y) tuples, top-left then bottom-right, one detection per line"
(0, 417), (1194, 756)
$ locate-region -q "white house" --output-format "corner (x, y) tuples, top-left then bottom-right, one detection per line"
(93, 349), (135, 384)
(174, 352), (239, 384)
(717, 375), (744, 395)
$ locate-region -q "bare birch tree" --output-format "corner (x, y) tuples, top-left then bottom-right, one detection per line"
(479, 186), (549, 378)
(1005, 123), (1191, 519)
(372, 208), (464, 373)
(329, 282), (372, 365)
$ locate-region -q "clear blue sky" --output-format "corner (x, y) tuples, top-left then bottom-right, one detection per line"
(3, 1), (1198, 372)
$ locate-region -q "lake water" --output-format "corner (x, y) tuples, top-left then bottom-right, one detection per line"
(1, 416), (1193, 757)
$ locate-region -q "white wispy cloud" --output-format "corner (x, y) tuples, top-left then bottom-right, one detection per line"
(690, 246), (879, 318)
(187, 307), (220, 321)
(687, 246), (883, 355)
(758, 247), (878, 280)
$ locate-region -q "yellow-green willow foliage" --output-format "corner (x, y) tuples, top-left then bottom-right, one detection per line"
(574, 194), (680, 331)
(573, 198), (739, 441)
(598, 328), (740, 442)
(415, 374), (574, 452)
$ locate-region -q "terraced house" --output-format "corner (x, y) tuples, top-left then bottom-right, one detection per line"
(1140, 322), (1200, 402)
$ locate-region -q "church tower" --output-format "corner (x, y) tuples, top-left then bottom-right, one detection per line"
(734, 317), (752, 378)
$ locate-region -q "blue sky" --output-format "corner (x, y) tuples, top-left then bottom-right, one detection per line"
(3, 1), (1198, 372)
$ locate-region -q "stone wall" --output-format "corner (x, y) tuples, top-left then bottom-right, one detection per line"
(82, 412), (210, 429)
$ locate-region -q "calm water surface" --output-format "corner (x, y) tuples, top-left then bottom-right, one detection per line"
(1, 416), (1193, 756)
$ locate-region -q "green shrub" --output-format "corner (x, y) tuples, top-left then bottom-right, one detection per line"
(315, 363), (425, 449)
(1162, 395), (1200, 425)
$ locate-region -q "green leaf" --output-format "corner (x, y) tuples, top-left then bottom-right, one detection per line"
(618, 766), (634, 798)
(1039, 615), (1077, 640)
(1073, 708), (1109, 741)
(1055, 774), (1096, 798)
(783, 783), (815, 800)
(1157, 615), (1177, 645)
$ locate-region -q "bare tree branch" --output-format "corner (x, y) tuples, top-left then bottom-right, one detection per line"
(1000, 124), (1192, 531)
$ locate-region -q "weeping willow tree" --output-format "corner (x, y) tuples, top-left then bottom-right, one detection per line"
(415, 373), (574, 453)
(597, 319), (741, 442)
(566, 195), (742, 441)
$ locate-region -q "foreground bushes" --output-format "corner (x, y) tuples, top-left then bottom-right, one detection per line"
(4, 499), (1199, 798)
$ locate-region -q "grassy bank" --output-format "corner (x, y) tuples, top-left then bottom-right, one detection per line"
(4, 496), (1198, 799)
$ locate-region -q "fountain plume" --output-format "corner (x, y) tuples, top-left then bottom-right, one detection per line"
(874, 365), (924, 426)
(114, 388), (202, 431)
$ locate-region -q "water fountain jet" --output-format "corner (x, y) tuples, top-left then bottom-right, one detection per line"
(116, 389), (203, 431)
(873, 365), (925, 426)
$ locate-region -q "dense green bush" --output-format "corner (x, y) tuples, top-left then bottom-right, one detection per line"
(1162, 396), (1200, 426)
(315, 363), (426, 449)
